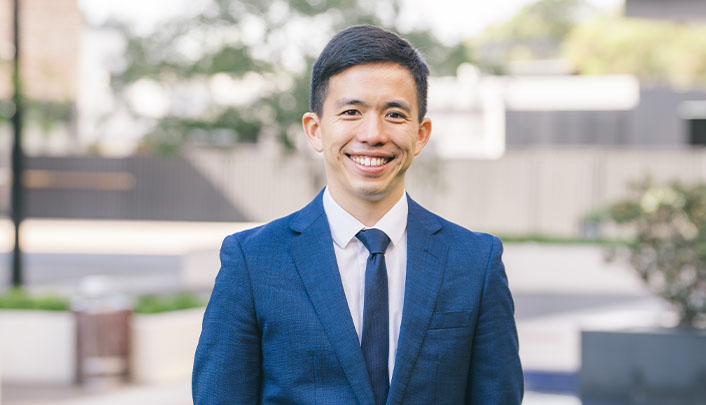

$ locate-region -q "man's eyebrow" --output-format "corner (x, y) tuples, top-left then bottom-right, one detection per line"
(334, 98), (412, 113)
(335, 98), (367, 109)
(385, 100), (412, 113)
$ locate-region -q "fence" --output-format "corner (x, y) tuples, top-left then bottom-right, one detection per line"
(0, 154), (246, 221)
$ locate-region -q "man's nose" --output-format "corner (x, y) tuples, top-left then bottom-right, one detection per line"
(357, 115), (388, 145)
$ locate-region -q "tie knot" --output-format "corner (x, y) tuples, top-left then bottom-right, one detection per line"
(356, 228), (390, 255)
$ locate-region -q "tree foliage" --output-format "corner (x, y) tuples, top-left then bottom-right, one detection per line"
(563, 15), (706, 88)
(467, 0), (592, 72)
(482, 0), (585, 42)
(603, 180), (706, 328)
(109, 0), (466, 155)
(466, 0), (706, 88)
(0, 98), (74, 134)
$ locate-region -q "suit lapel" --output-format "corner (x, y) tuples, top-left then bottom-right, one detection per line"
(289, 192), (375, 405)
(388, 196), (448, 404)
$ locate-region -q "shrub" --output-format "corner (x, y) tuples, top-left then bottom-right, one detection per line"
(0, 288), (70, 311)
(602, 179), (706, 328)
(134, 292), (205, 314)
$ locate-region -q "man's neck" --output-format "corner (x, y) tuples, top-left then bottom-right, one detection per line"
(327, 187), (404, 227)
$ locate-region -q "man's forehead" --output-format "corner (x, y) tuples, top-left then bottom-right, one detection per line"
(331, 61), (411, 79)
(325, 62), (417, 97)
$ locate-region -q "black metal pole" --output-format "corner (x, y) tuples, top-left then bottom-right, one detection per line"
(11, 0), (24, 287)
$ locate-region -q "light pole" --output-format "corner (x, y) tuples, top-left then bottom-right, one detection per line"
(11, 0), (24, 287)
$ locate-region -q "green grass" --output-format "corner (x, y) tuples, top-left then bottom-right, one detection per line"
(0, 288), (70, 311)
(497, 234), (628, 246)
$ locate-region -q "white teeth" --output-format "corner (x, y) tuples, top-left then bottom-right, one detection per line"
(352, 156), (388, 167)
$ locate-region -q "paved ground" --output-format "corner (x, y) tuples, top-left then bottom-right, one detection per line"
(1, 219), (672, 404)
(2, 382), (584, 404)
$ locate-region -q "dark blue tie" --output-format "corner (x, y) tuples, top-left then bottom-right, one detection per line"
(356, 228), (391, 405)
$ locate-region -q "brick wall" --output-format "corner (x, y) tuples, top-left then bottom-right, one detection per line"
(0, 0), (80, 101)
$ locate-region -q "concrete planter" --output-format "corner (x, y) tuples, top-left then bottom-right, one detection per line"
(0, 309), (76, 384)
(0, 307), (205, 386)
(580, 328), (706, 404)
(130, 307), (205, 384)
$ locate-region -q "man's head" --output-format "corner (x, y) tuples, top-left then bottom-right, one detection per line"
(310, 25), (430, 122)
(302, 26), (432, 223)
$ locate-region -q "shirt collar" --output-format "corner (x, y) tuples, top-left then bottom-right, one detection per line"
(323, 187), (408, 249)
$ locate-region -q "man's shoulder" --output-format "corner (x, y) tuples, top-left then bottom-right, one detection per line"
(409, 197), (500, 248)
(222, 211), (300, 251)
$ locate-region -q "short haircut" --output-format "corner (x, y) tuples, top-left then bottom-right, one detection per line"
(310, 25), (430, 122)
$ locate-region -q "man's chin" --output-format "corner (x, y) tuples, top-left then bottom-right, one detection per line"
(352, 184), (401, 203)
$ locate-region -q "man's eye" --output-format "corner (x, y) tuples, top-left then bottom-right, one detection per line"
(387, 111), (405, 120)
(341, 110), (359, 116)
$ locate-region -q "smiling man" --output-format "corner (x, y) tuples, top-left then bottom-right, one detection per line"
(193, 25), (523, 404)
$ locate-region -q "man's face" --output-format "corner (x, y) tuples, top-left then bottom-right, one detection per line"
(303, 62), (431, 208)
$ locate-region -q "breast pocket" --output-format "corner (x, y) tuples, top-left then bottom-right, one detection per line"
(427, 310), (474, 330)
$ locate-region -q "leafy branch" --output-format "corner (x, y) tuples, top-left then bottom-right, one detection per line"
(107, 0), (466, 155)
(602, 179), (706, 328)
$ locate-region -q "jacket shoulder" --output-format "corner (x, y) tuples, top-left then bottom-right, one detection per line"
(416, 205), (501, 250)
(222, 211), (298, 253)
(443, 217), (499, 247)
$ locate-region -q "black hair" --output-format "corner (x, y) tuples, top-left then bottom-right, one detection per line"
(310, 25), (430, 122)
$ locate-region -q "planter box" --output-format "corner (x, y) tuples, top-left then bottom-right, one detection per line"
(580, 328), (706, 404)
(0, 307), (206, 386)
(0, 310), (75, 384)
(130, 307), (205, 384)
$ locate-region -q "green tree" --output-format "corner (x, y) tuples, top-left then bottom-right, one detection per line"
(603, 179), (706, 328)
(109, 0), (466, 155)
(467, 0), (592, 73)
(563, 15), (706, 88)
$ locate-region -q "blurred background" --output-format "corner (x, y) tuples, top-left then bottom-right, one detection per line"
(1, 0), (705, 403)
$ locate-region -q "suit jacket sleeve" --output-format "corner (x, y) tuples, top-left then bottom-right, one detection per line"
(467, 236), (523, 404)
(192, 234), (262, 404)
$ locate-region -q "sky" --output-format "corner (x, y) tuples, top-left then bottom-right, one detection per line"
(400, 0), (623, 43)
(78, 0), (625, 44)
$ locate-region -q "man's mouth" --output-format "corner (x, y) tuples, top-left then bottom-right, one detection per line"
(348, 155), (391, 167)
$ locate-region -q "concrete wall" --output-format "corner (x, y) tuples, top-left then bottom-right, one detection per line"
(185, 146), (706, 237)
(408, 148), (706, 236)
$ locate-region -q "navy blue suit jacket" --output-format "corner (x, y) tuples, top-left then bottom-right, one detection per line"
(193, 191), (523, 404)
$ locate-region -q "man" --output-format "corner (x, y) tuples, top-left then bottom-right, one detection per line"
(193, 25), (523, 404)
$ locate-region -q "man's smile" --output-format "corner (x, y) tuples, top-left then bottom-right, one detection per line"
(347, 154), (393, 168)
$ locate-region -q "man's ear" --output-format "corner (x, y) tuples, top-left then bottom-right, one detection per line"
(414, 117), (432, 156)
(302, 112), (323, 152)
